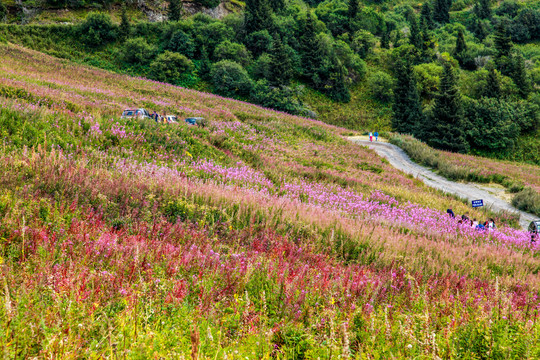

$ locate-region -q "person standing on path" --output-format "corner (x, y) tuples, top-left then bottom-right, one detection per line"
(369, 132), (373, 142)
(374, 131), (379, 141)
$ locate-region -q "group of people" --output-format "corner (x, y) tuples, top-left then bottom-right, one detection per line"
(151, 111), (170, 124)
(446, 208), (496, 231)
(369, 131), (379, 142)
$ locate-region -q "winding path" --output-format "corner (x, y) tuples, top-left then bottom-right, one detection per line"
(348, 138), (536, 230)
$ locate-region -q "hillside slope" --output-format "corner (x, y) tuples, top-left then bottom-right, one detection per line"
(1, 44), (540, 357)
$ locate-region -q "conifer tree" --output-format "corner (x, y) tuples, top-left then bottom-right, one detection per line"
(119, 5), (131, 40)
(300, 12), (322, 78)
(409, 14), (422, 50)
(168, 0), (182, 22)
(245, 0), (273, 34)
(494, 21), (512, 59)
(269, 0), (284, 13)
(482, 64), (501, 98)
(433, 0), (451, 24)
(0, 1), (7, 22)
(473, 0), (491, 19)
(347, 0), (359, 33)
(425, 61), (469, 153)
(470, 16), (488, 40)
(420, 2), (434, 30)
(419, 20), (435, 62)
(381, 27), (390, 49)
(199, 46), (212, 80)
(392, 56), (424, 135)
(511, 53), (531, 98)
(493, 21), (513, 74)
(454, 28), (467, 55)
(269, 35), (293, 86)
(453, 28), (467, 65)
(393, 29), (402, 48)
(319, 54), (350, 102)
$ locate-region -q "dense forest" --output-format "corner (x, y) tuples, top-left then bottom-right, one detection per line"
(0, 0), (538, 163)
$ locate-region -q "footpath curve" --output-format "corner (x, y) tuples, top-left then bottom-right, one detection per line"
(348, 138), (536, 230)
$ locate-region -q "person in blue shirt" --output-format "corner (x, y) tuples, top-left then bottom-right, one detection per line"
(446, 208), (455, 218)
(374, 131), (379, 141)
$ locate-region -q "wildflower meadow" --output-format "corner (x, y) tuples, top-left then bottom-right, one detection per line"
(1, 44), (540, 358)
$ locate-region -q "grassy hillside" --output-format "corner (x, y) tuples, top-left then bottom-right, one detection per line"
(1, 43), (540, 357)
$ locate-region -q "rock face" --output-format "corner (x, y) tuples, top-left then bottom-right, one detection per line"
(16, 0), (40, 24)
(135, 0), (237, 21)
(9, 0), (237, 24)
(136, 0), (168, 22)
(183, 2), (234, 19)
(143, 8), (167, 22)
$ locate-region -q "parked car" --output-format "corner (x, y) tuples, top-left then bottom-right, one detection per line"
(121, 108), (151, 120)
(185, 117), (207, 127)
(166, 115), (178, 123)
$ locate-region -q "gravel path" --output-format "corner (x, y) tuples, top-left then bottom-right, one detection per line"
(349, 138), (536, 229)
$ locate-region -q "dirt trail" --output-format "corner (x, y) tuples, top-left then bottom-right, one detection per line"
(348, 138), (536, 230)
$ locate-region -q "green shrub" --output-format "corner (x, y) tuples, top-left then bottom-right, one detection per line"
(351, 29), (376, 58)
(193, 21), (234, 55)
(214, 40), (252, 67)
(512, 187), (540, 216)
(168, 30), (195, 58)
(150, 51), (195, 84)
(367, 71), (395, 102)
(251, 80), (306, 115)
(245, 29), (273, 56)
(121, 37), (156, 65)
(334, 40), (367, 81)
(78, 12), (117, 48)
(508, 182), (524, 193)
(414, 62), (442, 100)
(249, 53), (271, 80)
(211, 60), (253, 97)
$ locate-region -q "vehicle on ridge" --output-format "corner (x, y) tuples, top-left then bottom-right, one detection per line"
(166, 115), (178, 123)
(185, 117), (207, 127)
(121, 108), (151, 120)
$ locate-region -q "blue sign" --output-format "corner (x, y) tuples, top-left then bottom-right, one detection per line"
(472, 199), (484, 208)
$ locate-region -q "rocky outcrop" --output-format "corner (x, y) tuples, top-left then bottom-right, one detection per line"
(15, 0), (40, 24)
(7, 0), (239, 24)
(183, 1), (236, 19)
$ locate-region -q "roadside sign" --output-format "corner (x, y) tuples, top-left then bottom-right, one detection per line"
(472, 199), (484, 208)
